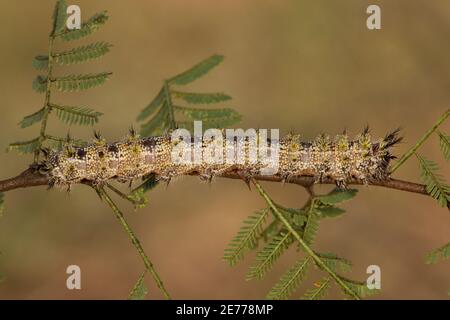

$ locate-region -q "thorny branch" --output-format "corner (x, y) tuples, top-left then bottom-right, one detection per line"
(0, 166), (432, 196)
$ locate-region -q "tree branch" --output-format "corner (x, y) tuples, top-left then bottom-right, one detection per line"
(0, 167), (429, 196)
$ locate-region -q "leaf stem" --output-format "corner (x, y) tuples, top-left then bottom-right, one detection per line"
(96, 186), (171, 299)
(390, 109), (450, 173)
(163, 81), (177, 130)
(35, 35), (56, 162)
(251, 178), (360, 300)
(106, 183), (142, 206)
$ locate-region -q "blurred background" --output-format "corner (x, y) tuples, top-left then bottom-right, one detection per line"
(0, 0), (449, 299)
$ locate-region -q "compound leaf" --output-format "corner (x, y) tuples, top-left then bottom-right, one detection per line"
(18, 108), (46, 128)
(246, 231), (292, 280)
(52, 104), (102, 126)
(168, 55), (224, 86)
(224, 208), (270, 266)
(172, 91), (231, 104)
(59, 11), (109, 41)
(417, 154), (450, 207)
(267, 257), (311, 300)
(54, 42), (112, 65)
(53, 72), (111, 92)
(7, 137), (40, 154)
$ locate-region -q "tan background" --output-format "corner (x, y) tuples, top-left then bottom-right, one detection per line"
(0, 0), (449, 299)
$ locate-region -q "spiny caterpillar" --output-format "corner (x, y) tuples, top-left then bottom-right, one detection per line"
(38, 128), (402, 189)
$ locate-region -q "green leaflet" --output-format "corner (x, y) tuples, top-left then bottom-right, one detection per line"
(7, 138), (41, 154)
(168, 55), (224, 86)
(301, 277), (331, 300)
(18, 108), (46, 128)
(426, 242), (450, 264)
(416, 153), (450, 207)
(316, 206), (346, 218)
(339, 276), (380, 299)
(32, 55), (49, 70)
(174, 106), (240, 120)
(438, 131), (450, 161)
(246, 231), (293, 280)
(127, 174), (159, 209)
(0, 192), (5, 217)
(32, 75), (48, 93)
(267, 257), (311, 300)
(54, 42), (112, 65)
(128, 271), (148, 300)
(224, 208), (270, 266)
(303, 209), (319, 246)
(172, 91), (231, 104)
(317, 188), (358, 205)
(53, 72), (112, 92)
(140, 103), (170, 137)
(137, 88), (165, 121)
(51, 104), (103, 126)
(275, 205), (308, 227)
(52, 0), (67, 36)
(316, 252), (352, 273)
(59, 11), (109, 41)
(259, 219), (281, 243)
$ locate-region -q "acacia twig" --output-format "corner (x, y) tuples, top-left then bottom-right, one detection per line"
(251, 178), (361, 299)
(390, 109), (449, 173)
(0, 167), (431, 196)
(96, 186), (171, 300)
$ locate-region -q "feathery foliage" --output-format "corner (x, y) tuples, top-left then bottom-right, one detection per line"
(267, 257), (311, 300)
(246, 231), (293, 280)
(426, 242), (450, 265)
(438, 131), (450, 161)
(168, 55), (224, 86)
(53, 73), (111, 92)
(51, 0), (67, 36)
(32, 56), (50, 70)
(172, 91), (231, 104)
(232, 181), (380, 300)
(53, 104), (103, 126)
(224, 208), (270, 266)
(317, 188), (358, 205)
(128, 271), (148, 300)
(301, 278), (331, 300)
(59, 11), (109, 41)
(137, 55), (241, 136)
(32, 75), (48, 93)
(316, 252), (352, 273)
(136, 55), (242, 199)
(416, 154), (450, 207)
(7, 138), (41, 154)
(54, 42), (112, 65)
(9, 0), (111, 160)
(18, 108), (46, 128)
(339, 276), (380, 299)
(303, 206), (320, 246)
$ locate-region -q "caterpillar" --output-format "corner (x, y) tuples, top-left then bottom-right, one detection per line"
(38, 127), (402, 189)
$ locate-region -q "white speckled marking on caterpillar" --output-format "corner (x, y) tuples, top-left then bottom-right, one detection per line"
(40, 128), (402, 189)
